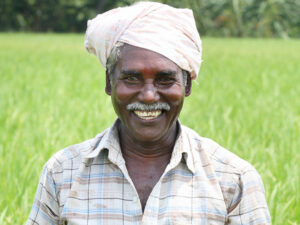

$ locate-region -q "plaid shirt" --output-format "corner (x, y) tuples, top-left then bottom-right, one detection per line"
(27, 120), (270, 225)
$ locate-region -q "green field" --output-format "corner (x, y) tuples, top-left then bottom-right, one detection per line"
(0, 33), (299, 224)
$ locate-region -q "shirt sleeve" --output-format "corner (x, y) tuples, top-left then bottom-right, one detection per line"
(26, 165), (60, 225)
(227, 168), (271, 225)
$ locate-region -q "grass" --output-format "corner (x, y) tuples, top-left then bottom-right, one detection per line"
(0, 33), (299, 224)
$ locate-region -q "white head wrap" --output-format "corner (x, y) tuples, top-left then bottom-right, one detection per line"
(84, 1), (202, 80)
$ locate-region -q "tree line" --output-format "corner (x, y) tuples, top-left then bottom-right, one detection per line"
(1, 0), (299, 38)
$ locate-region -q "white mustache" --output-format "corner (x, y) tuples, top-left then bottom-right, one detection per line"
(126, 102), (170, 111)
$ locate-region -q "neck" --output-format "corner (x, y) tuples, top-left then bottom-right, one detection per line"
(118, 121), (178, 159)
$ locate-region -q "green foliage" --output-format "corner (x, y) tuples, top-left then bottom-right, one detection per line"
(0, 0), (112, 32)
(0, 0), (300, 37)
(157, 0), (300, 38)
(0, 33), (299, 224)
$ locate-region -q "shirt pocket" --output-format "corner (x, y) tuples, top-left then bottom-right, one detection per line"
(158, 195), (227, 225)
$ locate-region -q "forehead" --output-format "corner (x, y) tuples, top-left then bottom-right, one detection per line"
(117, 44), (181, 73)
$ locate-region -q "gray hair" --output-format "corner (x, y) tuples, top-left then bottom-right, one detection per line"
(106, 42), (124, 78)
(106, 42), (189, 87)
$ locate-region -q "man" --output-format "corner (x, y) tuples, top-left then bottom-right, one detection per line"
(27, 2), (270, 224)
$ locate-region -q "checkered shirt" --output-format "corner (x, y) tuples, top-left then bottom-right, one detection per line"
(27, 120), (270, 224)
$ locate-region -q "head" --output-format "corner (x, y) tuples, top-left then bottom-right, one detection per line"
(105, 44), (191, 142)
(84, 1), (201, 143)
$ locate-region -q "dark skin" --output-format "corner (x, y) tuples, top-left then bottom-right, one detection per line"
(105, 44), (192, 211)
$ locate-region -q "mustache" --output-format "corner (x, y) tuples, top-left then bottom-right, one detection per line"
(126, 102), (170, 111)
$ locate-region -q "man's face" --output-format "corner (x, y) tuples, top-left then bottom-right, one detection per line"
(106, 44), (190, 143)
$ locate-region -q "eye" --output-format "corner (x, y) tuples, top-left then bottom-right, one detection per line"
(126, 76), (138, 81)
(156, 76), (176, 86)
(122, 75), (140, 84)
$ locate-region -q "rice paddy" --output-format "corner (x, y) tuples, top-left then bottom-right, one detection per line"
(0, 33), (299, 224)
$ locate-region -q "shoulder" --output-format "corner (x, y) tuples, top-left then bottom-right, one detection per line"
(182, 125), (256, 175)
(181, 125), (266, 212)
(38, 130), (108, 207)
(44, 130), (107, 176)
(45, 139), (89, 172)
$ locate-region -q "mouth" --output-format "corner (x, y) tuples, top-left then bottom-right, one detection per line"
(133, 110), (162, 120)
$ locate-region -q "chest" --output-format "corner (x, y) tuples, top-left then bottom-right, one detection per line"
(126, 160), (168, 210)
(60, 159), (227, 224)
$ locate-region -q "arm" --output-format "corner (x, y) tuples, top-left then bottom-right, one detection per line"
(227, 169), (271, 225)
(26, 165), (60, 225)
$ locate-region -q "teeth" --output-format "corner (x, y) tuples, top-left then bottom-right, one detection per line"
(134, 110), (162, 120)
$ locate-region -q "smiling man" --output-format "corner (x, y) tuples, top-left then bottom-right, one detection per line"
(27, 2), (270, 225)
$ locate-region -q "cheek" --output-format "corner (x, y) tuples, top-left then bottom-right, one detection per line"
(161, 85), (185, 105)
(113, 83), (138, 103)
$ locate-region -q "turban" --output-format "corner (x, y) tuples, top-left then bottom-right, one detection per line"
(84, 1), (202, 80)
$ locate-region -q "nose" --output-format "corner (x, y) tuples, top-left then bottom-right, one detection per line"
(138, 82), (159, 104)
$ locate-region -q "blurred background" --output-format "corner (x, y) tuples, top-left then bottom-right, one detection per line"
(1, 0), (300, 38)
(0, 0), (300, 224)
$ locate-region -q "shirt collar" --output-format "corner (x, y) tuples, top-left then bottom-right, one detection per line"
(84, 119), (125, 166)
(84, 119), (195, 174)
(168, 120), (196, 174)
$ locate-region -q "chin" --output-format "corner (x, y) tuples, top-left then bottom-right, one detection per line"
(141, 133), (166, 143)
(129, 126), (166, 143)
(117, 110), (178, 143)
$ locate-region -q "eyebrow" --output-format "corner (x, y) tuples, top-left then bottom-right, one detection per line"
(156, 70), (177, 76)
(121, 69), (177, 77)
(121, 70), (141, 76)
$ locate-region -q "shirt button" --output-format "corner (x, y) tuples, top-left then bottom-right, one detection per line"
(133, 196), (137, 202)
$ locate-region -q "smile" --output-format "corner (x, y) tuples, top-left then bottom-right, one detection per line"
(133, 110), (162, 120)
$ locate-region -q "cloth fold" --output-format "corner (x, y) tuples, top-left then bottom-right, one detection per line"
(84, 1), (202, 80)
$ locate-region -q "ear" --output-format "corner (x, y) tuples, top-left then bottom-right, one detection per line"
(105, 71), (112, 96)
(185, 73), (192, 96)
